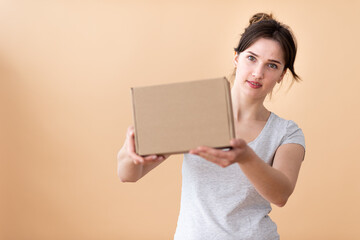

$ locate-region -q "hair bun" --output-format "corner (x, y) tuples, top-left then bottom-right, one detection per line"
(249, 13), (274, 25)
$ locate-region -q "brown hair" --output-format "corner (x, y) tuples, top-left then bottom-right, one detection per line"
(230, 13), (300, 88)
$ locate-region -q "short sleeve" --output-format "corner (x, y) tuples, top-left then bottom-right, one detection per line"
(281, 120), (306, 150)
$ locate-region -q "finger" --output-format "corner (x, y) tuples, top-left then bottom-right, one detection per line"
(126, 126), (134, 139)
(127, 127), (137, 154)
(124, 126), (146, 165)
(145, 154), (168, 161)
(133, 158), (141, 165)
(162, 154), (171, 160)
(130, 152), (165, 166)
(129, 151), (144, 164)
(192, 146), (236, 161)
(143, 155), (165, 164)
(199, 152), (231, 167)
(195, 151), (231, 167)
(143, 155), (158, 161)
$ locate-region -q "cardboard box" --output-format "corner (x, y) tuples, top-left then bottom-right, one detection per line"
(131, 77), (235, 156)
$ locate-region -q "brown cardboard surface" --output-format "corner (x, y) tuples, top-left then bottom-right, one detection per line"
(131, 77), (235, 156)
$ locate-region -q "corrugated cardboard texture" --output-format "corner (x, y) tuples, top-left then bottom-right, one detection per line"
(131, 77), (235, 156)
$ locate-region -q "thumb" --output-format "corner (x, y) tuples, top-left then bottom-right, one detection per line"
(126, 126), (134, 138)
(230, 138), (247, 148)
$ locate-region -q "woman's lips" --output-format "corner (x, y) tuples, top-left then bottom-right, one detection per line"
(246, 80), (262, 89)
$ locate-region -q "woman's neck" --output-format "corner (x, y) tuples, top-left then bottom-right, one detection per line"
(231, 89), (270, 123)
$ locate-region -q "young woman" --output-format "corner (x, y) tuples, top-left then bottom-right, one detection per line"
(117, 13), (305, 240)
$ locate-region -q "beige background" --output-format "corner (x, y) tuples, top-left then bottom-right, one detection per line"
(1, 0), (360, 239)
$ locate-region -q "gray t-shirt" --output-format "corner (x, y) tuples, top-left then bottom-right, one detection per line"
(174, 112), (305, 240)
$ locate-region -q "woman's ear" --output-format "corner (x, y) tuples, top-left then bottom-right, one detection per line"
(233, 52), (239, 67)
(278, 69), (287, 83)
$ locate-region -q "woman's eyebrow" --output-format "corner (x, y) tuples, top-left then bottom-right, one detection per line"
(246, 51), (259, 57)
(268, 59), (282, 65)
(246, 51), (283, 65)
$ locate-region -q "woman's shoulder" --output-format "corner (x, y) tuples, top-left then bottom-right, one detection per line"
(270, 112), (305, 148)
(270, 112), (302, 130)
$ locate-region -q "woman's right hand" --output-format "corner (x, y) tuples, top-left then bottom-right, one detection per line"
(124, 126), (169, 165)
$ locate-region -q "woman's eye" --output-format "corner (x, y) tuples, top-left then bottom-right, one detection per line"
(247, 56), (256, 61)
(268, 63), (278, 69)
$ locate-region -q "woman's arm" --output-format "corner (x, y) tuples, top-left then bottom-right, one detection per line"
(117, 126), (169, 182)
(189, 139), (305, 207)
(237, 143), (304, 207)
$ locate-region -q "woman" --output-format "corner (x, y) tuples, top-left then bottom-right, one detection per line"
(117, 13), (305, 240)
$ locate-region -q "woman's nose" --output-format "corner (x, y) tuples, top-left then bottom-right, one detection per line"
(251, 65), (264, 79)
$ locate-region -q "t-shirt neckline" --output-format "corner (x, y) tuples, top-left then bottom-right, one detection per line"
(248, 112), (273, 145)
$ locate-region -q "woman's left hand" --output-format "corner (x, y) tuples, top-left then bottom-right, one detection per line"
(189, 138), (254, 167)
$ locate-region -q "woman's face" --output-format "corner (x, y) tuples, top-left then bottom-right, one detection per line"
(233, 37), (286, 100)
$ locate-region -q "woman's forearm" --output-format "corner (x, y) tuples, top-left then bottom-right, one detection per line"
(238, 150), (293, 207)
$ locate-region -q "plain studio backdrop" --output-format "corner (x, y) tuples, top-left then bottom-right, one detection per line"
(1, 0), (360, 239)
